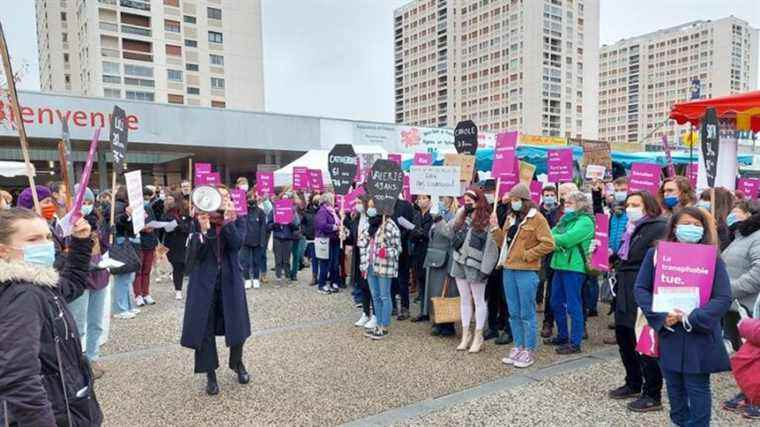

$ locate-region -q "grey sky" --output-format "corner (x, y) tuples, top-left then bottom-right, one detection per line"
(2, 0), (759, 123)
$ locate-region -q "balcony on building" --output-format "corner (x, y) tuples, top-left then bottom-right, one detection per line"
(121, 12), (152, 38)
(122, 38), (153, 62)
(120, 0), (150, 13)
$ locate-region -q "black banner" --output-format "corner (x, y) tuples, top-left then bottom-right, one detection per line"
(367, 159), (403, 216)
(454, 120), (478, 155)
(109, 105), (128, 173)
(700, 107), (719, 188)
(328, 144), (357, 195)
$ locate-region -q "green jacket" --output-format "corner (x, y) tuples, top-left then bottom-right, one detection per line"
(550, 212), (595, 274)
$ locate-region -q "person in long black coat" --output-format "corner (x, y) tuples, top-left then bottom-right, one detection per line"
(161, 192), (193, 299)
(180, 203), (251, 396)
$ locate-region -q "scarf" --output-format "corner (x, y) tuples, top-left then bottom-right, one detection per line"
(617, 216), (645, 261)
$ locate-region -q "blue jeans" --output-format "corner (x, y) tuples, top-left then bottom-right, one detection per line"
(367, 267), (392, 327)
(583, 274), (599, 315)
(305, 242), (318, 276)
(662, 369), (711, 427)
(317, 239), (340, 288)
(68, 287), (108, 361)
(260, 233), (270, 274)
(112, 272), (136, 314)
(550, 270), (585, 347)
(240, 245), (265, 280)
(290, 237), (306, 279)
(503, 269), (539, 351)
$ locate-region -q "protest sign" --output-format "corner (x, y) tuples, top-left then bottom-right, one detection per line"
(492, 131), (517, 179)
(591, 213), (610, 272)
(409, 166), (460, 197)
(327, 144), (357, 195)
(274, 198), (294, 224)
(580, 140), (612, 172)
(124, 170), (145, 234)
(738, 177), (760, 199)
(497, 156), (520, 197)
(64, 128), (101, 235)
(308, 169), (324, 192)
(357, 153), (383, 183)
(530, 181), (543, 205)
(403, 174), (411, 202)
(256, 171), (274, 196)
(342, 185), (366, 211)
(388, 153), (402, 166)
(109, 105), (129, 173)
(444, 153), (475, 182)
(661, 136), (676, 178)
(197, 172), (221, 186)
(652, 241), (717, 313)
(629, 163), (662, 196)
(519, 161), (536, 185)
(293, 166), (309, 190)
(686, 163), (698, 188)
(413, 152), (433, 166)
(585, 165), (606, 180)
(547, 149), (573, 182)
(230, 189), (248, 216)
(700, 107), (719, 187)
(454, 120), (478, 155)
(367, 159), (404, 216)
(58, 116), (74, 209)
(195, 163), (212, 174)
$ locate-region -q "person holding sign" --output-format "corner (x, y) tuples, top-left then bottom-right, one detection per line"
(657, 176), (696, 218)
(634, 207), (731, 427)
(269, 193), (301, 284)
(491, 183), (556, 368)
(109, 186), (141, 319)
(240, 191), (270, 290)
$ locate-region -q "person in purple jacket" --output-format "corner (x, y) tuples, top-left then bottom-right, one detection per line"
(314, 192), (341, 294)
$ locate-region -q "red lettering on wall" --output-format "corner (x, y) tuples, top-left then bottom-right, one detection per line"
(127, 115), (139, 131)
(21, 107), (34, 124)
(38, 108), (54, 125)
(72, 111), (87, 127)
(0, 100), (140, 132)
(90, 112), (105, 128)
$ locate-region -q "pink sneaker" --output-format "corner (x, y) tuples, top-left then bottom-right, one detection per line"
(502, 347), (523, 365)
(514, 350), (536, 368)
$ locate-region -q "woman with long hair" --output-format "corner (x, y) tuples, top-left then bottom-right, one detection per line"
(658, 176), (696, 218)
(161, 191), (193, 300)
(696, 187), (734, 251)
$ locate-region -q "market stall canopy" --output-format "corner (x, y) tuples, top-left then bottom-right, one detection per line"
(670, 90), (760, 132)
(273, 145), (387, 187)
(0, 161), (35, 177)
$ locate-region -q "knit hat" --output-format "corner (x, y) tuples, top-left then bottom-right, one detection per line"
(18, 185), (52, 209)
(74, 184), (95, 202)
(508, 183), (531, 201)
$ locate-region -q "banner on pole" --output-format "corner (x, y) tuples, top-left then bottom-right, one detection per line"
(124, 170), (145, 234)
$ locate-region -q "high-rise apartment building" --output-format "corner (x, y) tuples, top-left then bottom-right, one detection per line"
(394, 0), (600, 139)
(34, 0), (265, 110)
(598, 16), (758, 145)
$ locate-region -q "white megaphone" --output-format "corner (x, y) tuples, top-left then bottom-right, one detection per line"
(191, 185), (223, 212)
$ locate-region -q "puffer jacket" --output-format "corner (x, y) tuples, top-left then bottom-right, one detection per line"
(0, 237), (103, 426)
(550, 211), (595, 274)
(723, 213), (760, 312)
(358, 219), (401, 278)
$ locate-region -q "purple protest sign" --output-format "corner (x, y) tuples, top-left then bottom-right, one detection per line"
(68, 128), (101, 228)
(403, 174), (411, 202)
(653, 241), (717, 310)
(197, 172), (221, 186)
(530, 181), (543, 205)
(274, 198), (294, 224)
(293, 166), (309, 190)
(591, 213), (610, 272)
(738, 177), (760, 199)
(308, 169), (324, 192)
(686, 163), (698, 188)
(497, 156), (520, 197)
(230, 189), (248, 216)
(662, 136), (676, 178)
(343, 185), (366, 211)
(492, 131), (518, 179)
(256, 171), (274, 196)
(413, 152), (433, 166)
(547, 149), (573, 183)
(388, 153), (402, 166)
(195, 163), (212, 174)
(629, 163), (662, 196)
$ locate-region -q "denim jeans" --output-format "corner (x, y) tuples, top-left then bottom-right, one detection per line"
(367, 266), (392, 328)
(661, 369), (712, 427)
(503, 269), (539, 351)
(317, 239), (340, 288)
(550, 270), (585, 347)
(305, 242), (318, 276)
(112, 272), (136, 314)
(240, 245), (265, 280)
(583, 274), (599, 315)
(260, 233), (270, 274)
(68, 287), (108, 361)
(290, 237), (306, 280)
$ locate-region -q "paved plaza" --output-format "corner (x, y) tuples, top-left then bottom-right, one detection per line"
(94, 263), (752, 426)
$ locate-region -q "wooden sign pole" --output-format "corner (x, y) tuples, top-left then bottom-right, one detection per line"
(109, 170), (117, 245)
(188, 157), (193, 184)
(492, 178), (501, 215)
(0, 22), (40, 213)
(58, 140), (73, 210)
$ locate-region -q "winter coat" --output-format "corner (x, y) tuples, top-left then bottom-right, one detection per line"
(160, 211), (193, 265)
(358, 219), (402, 279)
(539, 204), (561, 228)
(441, 208), (499, 283)
(723, 214), (760, 313)
(314, 204), (338, 240)
(0, 237), (103, 426)
(634, 247), (732, 374)
(242, 206), (268, 247)
(492, 208), (555, 271)
(139, 204), (159, 250)
(422, 219), (459, 316)
(302, 204), (318, 241)
(411, 209), (434, 266)
(269, 210), (300, 241)
(740, 317), (760, 346)
(180, 219), (251, 350)
(612, 216), (667, 328)
(550, 212), (595, 274)
(608, 210), (628, 253)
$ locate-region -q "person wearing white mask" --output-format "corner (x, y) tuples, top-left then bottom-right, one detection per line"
(236, 177), (250, 193)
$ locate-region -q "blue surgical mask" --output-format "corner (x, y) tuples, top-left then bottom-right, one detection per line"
(664, 195), (679, 208)
(696, 201), (711, 210)
(511, 200), (523, 212)
(81, 204), (93, 216)
(21, 242), (56, 267)
(564, 207), (575, 214)
(727, 212), (740, 227)
(543, 196), (556, 207)
(675, 224), (704, 243)
(614, 191), (627, 203)
(367, 207), (378, 218)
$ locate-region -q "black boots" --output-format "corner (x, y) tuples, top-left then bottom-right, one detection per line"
(235, 364), (250, 384)
(206, 371), (219, 396)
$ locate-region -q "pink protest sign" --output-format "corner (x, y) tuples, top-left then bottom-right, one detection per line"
(403, 174), (411, 202)
(195, 163), (212, 174)
(738, 178), (760, 199)
(492, 131), (518, 179)
(547, 149), (573, 183)
(413, 152), (433, 166)
(230, 189), (248, 216)
(629, 163), (662, 196)
(197, 172), (221, 186)
(530, 181), (543, 205)
(686, 163), (698, 188)
(591, 213), (610, 272)
(343, 185), (366, 211)
(256, 171), (274, 196)
(653, 241), (717, 311)
(497, 156), (520, 197)
(69, 128), (101, 226)
(293, 167), (309, 190)
(388, 153), (402, 166)
(308, 169), (324, 192)
(274, 198), (294, 224)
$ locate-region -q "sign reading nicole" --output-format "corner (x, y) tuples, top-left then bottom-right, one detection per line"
(328, 144), (357, 195)
(454, 120), (478, 155)
(109, 105), (129, 173)
(367, 159), (404, 216)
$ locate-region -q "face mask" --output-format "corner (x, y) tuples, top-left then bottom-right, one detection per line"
(438, 201), (448, 212)
(355, 204), (365, 214)
(727, 212), (740, 227)
(20, 242), (56, 267)
(263, 200), (273, 210)
(626, 207), (644, 222)
(41, 204), (57, 220)
(564, 207), (575, 214)
(81, 204), (94, 216)
(696, 201), (711, 210)
(675, 224), (704, 243)
(614, 191), (627, 203)
(511, 200), (523, 212)
(367, 207), (378, 218)
(543, 196), (556, 207)
(182, 188), (191, 196)
(159, 192), (166, 200)
(464, 204), (475, 214)
(664, 195), (679, 208)
(239, 184), (249, 192)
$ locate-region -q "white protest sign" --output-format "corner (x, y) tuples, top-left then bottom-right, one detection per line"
(585, 165), (606, 180)
(124, 170), (145, 234)
(409, 165), (461, 197)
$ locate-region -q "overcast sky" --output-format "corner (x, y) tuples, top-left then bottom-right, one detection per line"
(2, 0), (759, 123)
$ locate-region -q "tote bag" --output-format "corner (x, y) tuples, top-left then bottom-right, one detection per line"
(315, 237), (330, 260)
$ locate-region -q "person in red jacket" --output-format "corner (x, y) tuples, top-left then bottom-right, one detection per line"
(724, 314), (760, 419)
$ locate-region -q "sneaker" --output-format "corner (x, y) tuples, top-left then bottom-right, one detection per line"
(743, 404), (760, 419)
(723, 392), (747, 413)
(129, 307), (141, 315)
(244, 279), (253, 289)
(608, 385), (641, 400)
(175, 291), (183, 300)
(513, 350), (536, 368)
(143, 295), (156, 305)
(331, 283), (340, 290)
(114, 311), (136, 319)
(501, 347), (523, 365)
(368, 327), (388, 340)
(364, 315), (377, 329)
(627, 396), (662, 413)
(543, 336), (569, 346)
(253, 279), (261, 289)
(397, 308), (409, 321)
(555, 344), (581, 355)
(363, 327), (377, 339)
(135, 296), (145, 307)
(318, 286), (331, 295)
(354, 313), (370, 327)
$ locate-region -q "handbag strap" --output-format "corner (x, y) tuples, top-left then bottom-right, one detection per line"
(440, 276), (450, 298)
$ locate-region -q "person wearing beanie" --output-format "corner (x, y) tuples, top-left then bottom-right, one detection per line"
(491, 183), (555, 368)
(17, 185), (55, 220)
